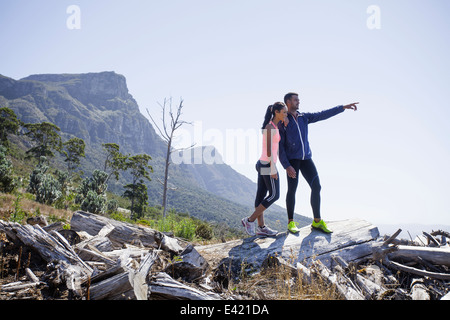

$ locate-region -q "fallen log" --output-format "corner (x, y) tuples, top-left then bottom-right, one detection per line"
(165, 244), (209, 282)
(87, 249), (158, 300)
(388, 245), (450, 267)
(431, 230), (449, 246)
(89, 270), (136, 300)
(75, 228), (114, 253)
(383, 229), (402, 246)
(197, 219), (380, 271)
(410, 279), (430, 300)
(0, 220), (92, 276)
(422, 232), (440, 247)
(310, 260), (364, 300)
(1, 220), (94, 299)
(94, 245), (151, 264)
(383, 257), (450, 281)
(25, 268), (40, 283)
(353, 271), (386, 299)
(0, 281), (42, 292)
(76, 246), (116, 266)
(331, 254), (386, 299)
(70, 211), (185, 254)
(137, 250), (159, 278)
(88, 264), (127, 286)
(148, 272), (221, 300)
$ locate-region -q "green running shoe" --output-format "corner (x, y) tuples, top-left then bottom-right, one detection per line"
(311, 219), (333, 233)
(288, 221), (300, 234)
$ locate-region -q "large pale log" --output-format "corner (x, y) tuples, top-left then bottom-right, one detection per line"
(88, 265), (145, 300)
(70, 211), (184, 254)
(89, 271), (135, 300)
(388, 245), (450, 266)
(148, 272), (221, 300)
(196, 219), (380, 270)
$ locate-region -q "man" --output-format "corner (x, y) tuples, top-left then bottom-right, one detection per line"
(278, 92), (358, 234)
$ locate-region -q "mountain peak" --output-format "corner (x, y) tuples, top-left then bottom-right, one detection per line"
(21, 71), (130, 102)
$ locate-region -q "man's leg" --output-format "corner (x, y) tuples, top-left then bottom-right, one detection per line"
(299, 159), (321, 221)
(300, 159), (332, 233)
(286, 159), (301, 221)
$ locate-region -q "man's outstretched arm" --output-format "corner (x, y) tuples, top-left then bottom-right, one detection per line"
(306, 102), (359, 123)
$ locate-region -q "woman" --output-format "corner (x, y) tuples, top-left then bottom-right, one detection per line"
(241, 102), (287, 236)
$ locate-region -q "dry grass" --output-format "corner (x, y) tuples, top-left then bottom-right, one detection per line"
(0, 192), (72, 224)
(227, 257), (341, 300)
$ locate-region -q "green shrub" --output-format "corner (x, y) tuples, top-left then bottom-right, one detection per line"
(106, 199), (119, 214)
(27, 158), (62, 205)
(196, 222), (213, 240)
(81, 190), (106, 215)
(9, 194), (27, 223)
(175, 218), (196, 240)
(110, 211), (128, 222)
(27, 159), (48, 195)
(35, 173), (62, 205)
(0, 145), (15, 193)
(76, 170), (108, 214)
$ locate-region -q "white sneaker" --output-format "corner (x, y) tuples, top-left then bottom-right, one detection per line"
(241, 217), (256, 236)
(256, 225), (277, 236)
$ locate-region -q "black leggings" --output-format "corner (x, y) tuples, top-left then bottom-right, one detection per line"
(254, 161), (280, 209)
(286, 159), (321, 220)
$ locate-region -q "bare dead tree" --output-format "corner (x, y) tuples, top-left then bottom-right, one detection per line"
(146, 97), (195, 218)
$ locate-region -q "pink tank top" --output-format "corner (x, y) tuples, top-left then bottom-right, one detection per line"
(260, 121), (280, 163)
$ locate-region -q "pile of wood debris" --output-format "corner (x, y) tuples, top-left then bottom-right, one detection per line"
(0, 211), (449, 300)
(0, 211), (226, 300)
(265, 228), (450, 300)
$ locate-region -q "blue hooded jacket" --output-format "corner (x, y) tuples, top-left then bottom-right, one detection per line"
(278, 105), (344, 169)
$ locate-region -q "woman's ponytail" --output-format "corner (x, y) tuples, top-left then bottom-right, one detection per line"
(261, 102), (286, 129)
(261, 105), (273, 129)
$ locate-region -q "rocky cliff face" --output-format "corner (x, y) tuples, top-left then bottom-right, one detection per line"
(0, 72), (164, 158)
(23, 72), (131, 103)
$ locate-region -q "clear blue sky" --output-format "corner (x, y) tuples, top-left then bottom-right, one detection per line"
(1, 1), (450, 226)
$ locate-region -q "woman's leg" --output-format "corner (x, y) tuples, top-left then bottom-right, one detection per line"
(254, 166), (268, 208)
(250, 164), (279, 226)
(249, 162), (268, 227)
